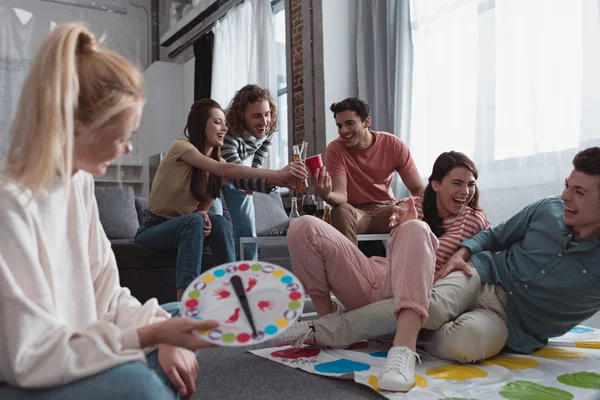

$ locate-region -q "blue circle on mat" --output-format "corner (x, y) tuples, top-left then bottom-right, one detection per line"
(369, 351), (389, 358)
(569, 326), (594, 334)
(281, 276), (293, 284)
(213, 269), (226, 278)
(314, 359), (371, 374)
(264, 325), (278, 335)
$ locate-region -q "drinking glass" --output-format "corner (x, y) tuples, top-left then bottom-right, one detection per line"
(302, 194), (316, 216)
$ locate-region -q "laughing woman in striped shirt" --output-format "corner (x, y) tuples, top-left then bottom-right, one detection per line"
(279, 151), (489, 391)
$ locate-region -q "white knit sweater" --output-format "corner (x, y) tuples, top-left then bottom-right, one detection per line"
(0, 171), (169, 388)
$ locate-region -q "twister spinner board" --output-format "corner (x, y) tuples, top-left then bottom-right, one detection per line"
(180, 261), (305, 347)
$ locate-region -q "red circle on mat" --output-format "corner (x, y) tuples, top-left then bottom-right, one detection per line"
(238, 264), (250, 271)
(185, 299), (198, 308)
(237, 333), (251, 343)
(289, 291), (302, 300)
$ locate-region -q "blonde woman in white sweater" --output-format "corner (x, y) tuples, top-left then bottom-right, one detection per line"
(0, 24), (218, 400)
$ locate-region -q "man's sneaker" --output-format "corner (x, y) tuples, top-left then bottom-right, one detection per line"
(378, 346), (421, 392)
(266, 320), (316, 347)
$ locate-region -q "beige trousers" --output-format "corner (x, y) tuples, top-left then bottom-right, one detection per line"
(329, 202), (393, 245)
(313, 262), (508, 363)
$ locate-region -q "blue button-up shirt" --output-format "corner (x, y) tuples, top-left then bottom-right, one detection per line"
(460, 196), (600, 353)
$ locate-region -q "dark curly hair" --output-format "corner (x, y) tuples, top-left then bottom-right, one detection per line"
(225, 84), (278, 138)
(422, 151), (481, 237)
(329, 98), (370, 122)
(184, 99), (223, 202)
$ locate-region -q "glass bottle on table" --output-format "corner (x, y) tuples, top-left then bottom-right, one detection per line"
(289, 196), (300, 220)
(292, 141), (309, 193)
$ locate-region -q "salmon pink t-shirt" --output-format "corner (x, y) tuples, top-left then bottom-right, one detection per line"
(326, 131), (417, 205)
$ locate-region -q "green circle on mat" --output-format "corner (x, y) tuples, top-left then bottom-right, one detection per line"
(499, 381), (573, 400)
(222, 333), (236, 343)
(557, 371), (600, 389)
(251, 264), (262, 271)
(288, 301), (301, 310)
(439, 398), (476, 400)
(188, 290), (200, 299)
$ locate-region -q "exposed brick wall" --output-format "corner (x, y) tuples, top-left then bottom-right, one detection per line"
(290, 0), (304, 144)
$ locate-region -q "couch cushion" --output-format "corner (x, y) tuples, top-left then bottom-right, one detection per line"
(95, 186), (140, 240)
(135, 197), (148, 224)
(253, 191), (289, 236)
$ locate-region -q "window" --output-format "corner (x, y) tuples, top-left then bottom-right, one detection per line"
(272, 0), (289, 169)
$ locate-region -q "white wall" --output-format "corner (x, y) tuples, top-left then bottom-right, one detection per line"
(0, 0), (151, 68)
(321, 0), (359, 144)
(137, 61), (185, 197)
(0, 0), (152, 157)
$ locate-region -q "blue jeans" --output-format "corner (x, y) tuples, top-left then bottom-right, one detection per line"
(0, 304), (184, 400)
(217, 182), (258, 260)
(135, 210), (235, 289)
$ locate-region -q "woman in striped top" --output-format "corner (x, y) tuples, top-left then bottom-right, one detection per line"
(283, 151), (489, 392)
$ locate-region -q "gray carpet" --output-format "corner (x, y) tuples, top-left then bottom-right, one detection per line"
(193, 345), (380, 400)
(193, 313), (600, 399)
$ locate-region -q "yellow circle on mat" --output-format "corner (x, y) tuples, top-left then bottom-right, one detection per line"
(188, 290), (201, 299)
(482, 356), (540, 370)
(533, 348), (585, 359)
(426, 365), (488, 381)
(275, 318), (289, 328)
(202, 275), (215, 283)
(272, 270), (285, 278)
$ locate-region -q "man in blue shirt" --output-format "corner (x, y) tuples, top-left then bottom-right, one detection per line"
(276, 147), (600, 388)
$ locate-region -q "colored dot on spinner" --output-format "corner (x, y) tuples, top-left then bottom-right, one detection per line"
(213, 269), (226, 278)
(264, 325), (278, 335)
(251, 263), (263, 271)
(272, 269), (285, 278)
(275, 318), (289, 328)
(238, 263), (250, 271)
(188, 290), (201, 299)
(194, 316), (203, 320)
(198, 329), (211, 335)
(222, 333), (236, 343)
(202, 274), (215, 283)
(280, 276), (293, 284)
(185, 299), (199, 308)
(288, 300), (302, 310)
(237, 333), (251, 343)
(289, 291), (302, 301)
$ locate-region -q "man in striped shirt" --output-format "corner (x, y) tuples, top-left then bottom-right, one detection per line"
(214, 85), (301, 260)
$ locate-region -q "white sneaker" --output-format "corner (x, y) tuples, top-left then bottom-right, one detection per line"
(378, 346), (421, 392)
(266, 320), (316, 347)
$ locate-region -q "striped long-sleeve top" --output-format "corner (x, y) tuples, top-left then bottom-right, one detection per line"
(221, 133), (274, 193)
(411, 196), (490, 269)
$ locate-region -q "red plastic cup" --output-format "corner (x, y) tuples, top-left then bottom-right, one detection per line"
(305, 154), (324, 176)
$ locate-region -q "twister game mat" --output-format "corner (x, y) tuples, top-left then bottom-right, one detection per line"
(250, 326), (600, 399)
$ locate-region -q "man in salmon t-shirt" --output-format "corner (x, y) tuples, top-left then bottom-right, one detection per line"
(311, 97), (424, 244)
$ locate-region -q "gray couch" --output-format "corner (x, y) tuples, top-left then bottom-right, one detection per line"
(95, 185), (291, 304)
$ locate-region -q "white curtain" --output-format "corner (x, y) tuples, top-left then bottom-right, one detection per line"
(211, 0), (278, 169)
(409, 0), (600, 224)
(356, 0), (413, 198)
